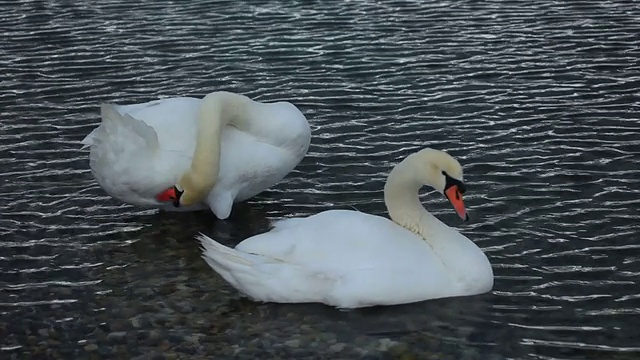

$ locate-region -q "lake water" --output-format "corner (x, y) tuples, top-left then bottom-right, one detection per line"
(1, 1), (639, 359)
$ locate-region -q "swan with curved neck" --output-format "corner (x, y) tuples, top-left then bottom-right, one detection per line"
(385, 148), (469, 235)
(197, 148), (494, 309)
(156, 92), (256, 207)
(81, 91), (311, 219)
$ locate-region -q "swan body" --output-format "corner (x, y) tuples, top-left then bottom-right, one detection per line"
(198, 148), (494, 309)
(81, 92), (311, 219)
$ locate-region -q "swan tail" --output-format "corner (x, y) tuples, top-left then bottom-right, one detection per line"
(103, 104), (159, 149)
(197, 233), (264, 288)
(197, 233), (343, 305)
(84, 104), (160, 172)
(81, 104), (159, 150)
(80, 128), (100, 149)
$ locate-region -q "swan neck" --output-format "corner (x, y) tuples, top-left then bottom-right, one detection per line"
(180, 92), (253, 202)
(383, 158), (432, 237)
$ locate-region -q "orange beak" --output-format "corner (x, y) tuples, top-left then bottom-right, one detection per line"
(156, 186), (182, 207)
(156, 187), (176, 202)
(445, 185), (469, 221)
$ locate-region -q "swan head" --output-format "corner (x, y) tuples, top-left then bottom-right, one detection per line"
(155, 171), (210, 207)
(413, 148), (468, 221)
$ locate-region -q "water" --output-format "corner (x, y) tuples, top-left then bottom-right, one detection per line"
(1, 0), (639, 358)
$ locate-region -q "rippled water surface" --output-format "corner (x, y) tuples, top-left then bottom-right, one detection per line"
(2, 0), (640, 359)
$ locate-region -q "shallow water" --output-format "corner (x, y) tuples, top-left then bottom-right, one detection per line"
(1, 0), (639, 359)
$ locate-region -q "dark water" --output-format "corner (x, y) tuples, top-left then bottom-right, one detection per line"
(1, 0), (639, 359)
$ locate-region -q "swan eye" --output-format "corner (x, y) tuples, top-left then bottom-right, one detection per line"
(443, 171), (466, 194)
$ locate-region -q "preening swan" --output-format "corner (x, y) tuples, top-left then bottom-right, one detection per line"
(198, 148), (494, 309)
(81, 91), (311, 219)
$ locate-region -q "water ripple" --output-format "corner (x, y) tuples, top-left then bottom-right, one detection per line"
(1, 0), (639, 359)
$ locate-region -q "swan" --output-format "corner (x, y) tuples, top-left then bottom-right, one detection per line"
(81, 91), (311, 219)
(197, 148), (494, 309)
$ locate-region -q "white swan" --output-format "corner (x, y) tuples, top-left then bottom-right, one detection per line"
(198, 148), (494, 309)
(81, 91), (311, 219)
